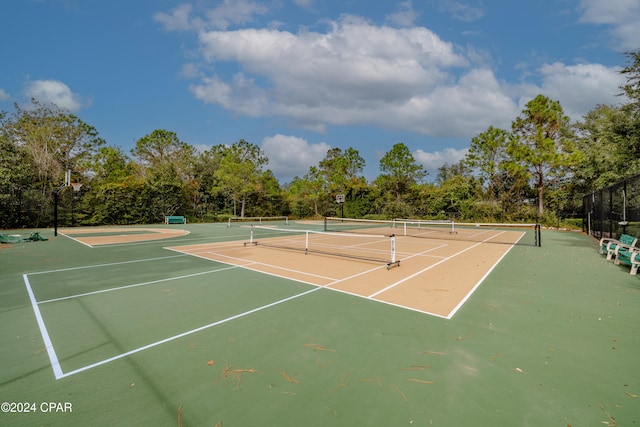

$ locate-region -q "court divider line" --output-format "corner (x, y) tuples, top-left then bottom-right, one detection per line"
(445, 244), (516, 319)
(85, 232), (249, 248)
(168, 241), (452, 318)
(367, 238), (518, 319)
(175, 243), (445, 320)
(27, 254), (189, 275)
(58, 231), (94, 248)
(168, 252), (328, 289)
(37, 266), (239, 304)
(368, 241), (487, 299)
(23, 274), (64, 379)
(56, 286), (323, 379)
(165, 246), (343, 282)
(203, 250), (340, 281)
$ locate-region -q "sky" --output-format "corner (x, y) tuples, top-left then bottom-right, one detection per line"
(1, 0), (639, 183)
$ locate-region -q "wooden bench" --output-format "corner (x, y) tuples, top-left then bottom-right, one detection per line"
(164, 215), (186, 224)
(600, 233), (637, 261)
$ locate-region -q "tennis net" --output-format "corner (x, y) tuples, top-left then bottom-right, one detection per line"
(324, 217), (541, 247)
(245, 225), (400, 268)
(227, 216), (289, 227)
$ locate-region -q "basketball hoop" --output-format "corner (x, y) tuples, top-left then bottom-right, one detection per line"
(70, 182), (83, 192)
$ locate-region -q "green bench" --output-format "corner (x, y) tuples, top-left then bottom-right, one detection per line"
(614, 245), (640, 275)
(164, 216), (186, 224)
(600, 234), (637, 261)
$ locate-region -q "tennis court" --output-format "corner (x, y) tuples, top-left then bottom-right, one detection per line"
(167, 219), (536, 318)
(2, 220), (639, 426)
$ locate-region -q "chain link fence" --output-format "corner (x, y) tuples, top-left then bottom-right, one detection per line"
(583, 173), (640, 239)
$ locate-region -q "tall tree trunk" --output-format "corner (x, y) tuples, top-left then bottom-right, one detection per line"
(538, 175), (544, 217)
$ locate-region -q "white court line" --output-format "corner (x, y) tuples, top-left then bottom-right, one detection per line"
(170, 240), (451, 317)
(446, 244), (516, 319)
(37, 266), (239, 304)
(25, 251), (322, 379)
(368, 241), (488, 299)
(367, 232), (521, 319)
(23, 274), (64, 379)
(91, 232), (248, 248)
(166, 246), (341, 282)
(203, 250), (341, 281)
(367, 231), (517, 299)
(27, 254), (188, 275)
(58, 232), (94, 248)
(57, 286), (323, 379)
(26, 229), (369, 379)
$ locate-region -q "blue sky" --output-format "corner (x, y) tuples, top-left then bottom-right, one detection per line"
(1, 0), (638, 183)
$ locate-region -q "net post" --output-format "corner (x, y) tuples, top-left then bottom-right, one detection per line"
(227, 217), (231, 228)
(324, 217), (328, 232)
(244, 225), (258, 247)
(305, 231), (309, 254)
(387, 234), (400, 269)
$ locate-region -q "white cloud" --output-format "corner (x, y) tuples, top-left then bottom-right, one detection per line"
(153, 4), (195, 32)
(205, 0), (269, 30)
(516, 62), (626, 121)
(175, 9), (626, 145)
(578, 0), (640, 50)
(386, 1), (419, 27)
(261, 134), (330, 180)
(438, 0), (485, 22)
(155, 0), (269, 32)
(0, 88), (9, 101)
(191, 16), (493, 136)
(414, 147), (469, 174)
(23, 79), (83, 112)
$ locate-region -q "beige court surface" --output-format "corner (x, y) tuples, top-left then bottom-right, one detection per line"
(167, 230), (521, 318)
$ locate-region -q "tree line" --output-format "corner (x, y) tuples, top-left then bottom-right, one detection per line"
(1, 51), (639, 229)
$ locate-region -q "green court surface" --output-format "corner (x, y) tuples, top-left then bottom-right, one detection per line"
(1, 222), (639, 426)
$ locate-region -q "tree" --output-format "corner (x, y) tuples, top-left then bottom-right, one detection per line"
(132, 130), (195, 221)
(620, 50), (640, 114)
(617, 50), (640, 160)
(316, 147), (367, 216)
(508, 95), (577, 217)
(286, 166), (326, 217)
(378, 143), (427, 202)
(573, 104), (633, 190)
(0, 113), (38, 228)
(318, 147), (366, 194)
(2, 100), (105, 225)
(211, 139), (268, 218)
(465, 126), (510, 205)
(250, 170), (285, 217)
(191, 146), (225, 220)
(85, 146), (144, 224)
(131, 129), (194, 175)
(6, 100), (105, 192)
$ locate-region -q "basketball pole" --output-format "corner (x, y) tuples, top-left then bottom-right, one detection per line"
(53, 170), (71, 237)
(53, 185), (67, 237)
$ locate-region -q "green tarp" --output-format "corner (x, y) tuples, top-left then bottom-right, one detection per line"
(0, 232), (48, 243)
